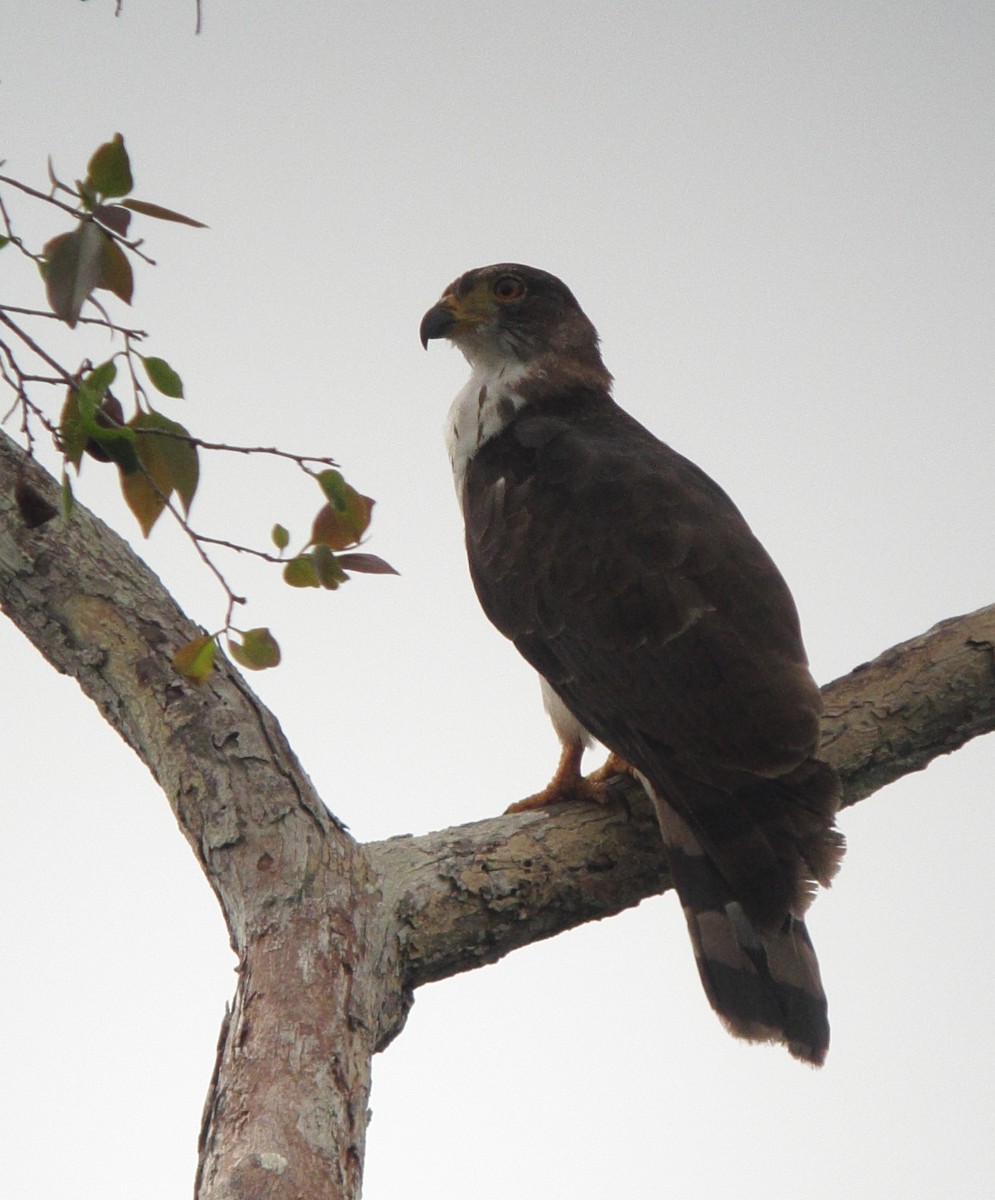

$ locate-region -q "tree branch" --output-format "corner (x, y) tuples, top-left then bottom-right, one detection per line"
(0, 430), (402, 1198)
(366, 601), (995, 990)
(2, 424), (993, 1195)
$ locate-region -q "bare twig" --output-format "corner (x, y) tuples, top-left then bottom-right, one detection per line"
(189, 531), (283, 565)
(0, 171), (83, 219)
(138, 425), (339, 469)
(0, 304), (148, 340)
(0, 310), (78, 385)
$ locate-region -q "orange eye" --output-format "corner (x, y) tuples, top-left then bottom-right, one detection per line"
(492, 275), (525, 301)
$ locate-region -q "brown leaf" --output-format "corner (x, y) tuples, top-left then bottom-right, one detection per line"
(95, 235), (134, 305)
(93, 204), (132, 236)
(121, 198), (207, 228)
(44, 222), (106, 326)
(119, 466), (169, 537)
(337, 552), (399, 575)
(310, 493), (373, 550)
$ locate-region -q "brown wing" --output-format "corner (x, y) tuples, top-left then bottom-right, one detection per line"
(468, 398), (814, 764)
(463, 388), (843, 1062)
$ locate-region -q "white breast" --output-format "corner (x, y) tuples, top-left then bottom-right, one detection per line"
(445, 358), (531, 497)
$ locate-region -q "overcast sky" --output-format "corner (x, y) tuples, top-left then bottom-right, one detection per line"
(2, 3), (994, 1198)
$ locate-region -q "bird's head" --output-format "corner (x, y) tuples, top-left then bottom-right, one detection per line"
(420, 263), (608, 378)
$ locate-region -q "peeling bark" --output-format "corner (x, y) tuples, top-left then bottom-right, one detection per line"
(2, 429), (994, 1198)
(0, 436), (408, 1198)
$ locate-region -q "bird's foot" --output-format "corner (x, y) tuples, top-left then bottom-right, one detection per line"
(584, 751), (634, 790)
(505, 748), (632, 814)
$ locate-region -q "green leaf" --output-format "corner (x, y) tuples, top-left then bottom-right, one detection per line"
(140, 355), (184, 398)
(130, 410), (200, 515)
(67, 366), (137, 469)
(228, 628), (281, 671)
(283, 555), (320, 588)
(311, 545), (349, 590)
(173, 634), (217, 683)
(315, 471), (373, 530)
(271, 523), (290, 551)
(121, 198), (207, 228)
(84, 359), (117, 396)
(44, 222), (107, 326)
(85, 396), (139, 471)
(59, 385), (88, 470)
(95, 235), (134, 305)
(86, 134), (133, 198)
(337, 552), (399, 575)
(0, 236), (9, 251)
(61, 365), (120, 470)
(316, 468), (349, 506)
(119, 409), (196, 536)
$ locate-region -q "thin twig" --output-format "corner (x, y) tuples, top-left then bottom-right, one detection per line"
(190, 532), (283, 564)
(150, 485), (248, 628)
(0, 304), (148, 340)
(138, 425), (339, 469)
(0, 310), (77, 385)
(0, 172), (157, 266)
(0, 190), (44, 264)
(122, 332), (151, 410)
(0, 172), (82, 219)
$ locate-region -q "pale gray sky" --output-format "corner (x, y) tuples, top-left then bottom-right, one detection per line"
(2, 3), (994, 1198)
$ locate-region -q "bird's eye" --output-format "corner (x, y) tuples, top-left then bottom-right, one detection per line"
(492, 275), (525, 301)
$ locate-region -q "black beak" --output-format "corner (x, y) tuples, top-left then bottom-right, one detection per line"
(419, 302), (457, 349)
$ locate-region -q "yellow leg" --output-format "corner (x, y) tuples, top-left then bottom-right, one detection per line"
(584, 750), (633, 787)
(505, 745), (631, 814)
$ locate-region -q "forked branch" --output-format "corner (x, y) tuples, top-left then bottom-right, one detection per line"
(1, 426), (993, 1198)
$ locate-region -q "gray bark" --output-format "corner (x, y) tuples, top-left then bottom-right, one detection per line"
(2, 428), (994, 1198)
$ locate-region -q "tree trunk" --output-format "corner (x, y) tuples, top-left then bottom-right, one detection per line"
(2, 428), (993, 1197)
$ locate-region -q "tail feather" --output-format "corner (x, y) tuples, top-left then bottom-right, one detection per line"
(655, 795), (832, 1065)
(651, 754), (844, 930)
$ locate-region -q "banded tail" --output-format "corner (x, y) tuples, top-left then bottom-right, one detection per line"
(649, 768), (842, 1065)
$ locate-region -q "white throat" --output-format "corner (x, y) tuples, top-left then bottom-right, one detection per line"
(445, 357), (531, 496)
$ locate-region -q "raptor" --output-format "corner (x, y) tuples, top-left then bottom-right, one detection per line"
(421, 264), (844, 1063)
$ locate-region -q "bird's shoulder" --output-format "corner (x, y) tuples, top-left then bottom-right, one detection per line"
(464, 388), (776, 591)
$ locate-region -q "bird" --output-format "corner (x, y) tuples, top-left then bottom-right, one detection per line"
(420, 263), (844, 1065)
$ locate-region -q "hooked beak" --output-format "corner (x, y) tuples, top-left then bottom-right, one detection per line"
(419, 298), (458, 349)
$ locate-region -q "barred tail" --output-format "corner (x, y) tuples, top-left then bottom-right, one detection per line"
(656, 798), (831, 1065)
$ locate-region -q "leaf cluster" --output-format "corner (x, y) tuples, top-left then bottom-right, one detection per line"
(59, 355), (197, 535)
(281, 469), (397, 590)
(1, 136), (397, 683)
(43, 134), (205, 329)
